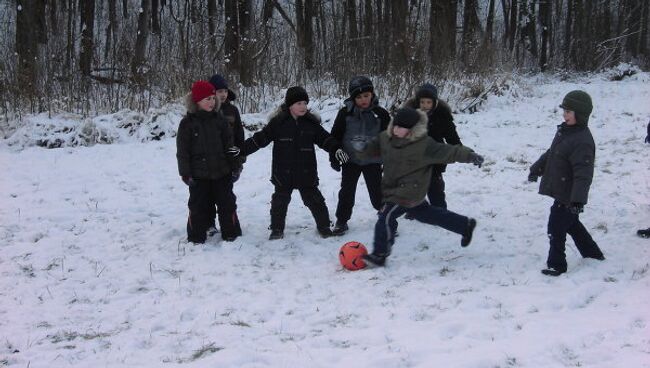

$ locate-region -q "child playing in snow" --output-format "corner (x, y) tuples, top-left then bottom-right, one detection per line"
(402, 83), (462, 209)
(176, 80), (242, 244)
(204, 74), (245, 237)
(329, 76), (391, 235)
(528, 90), (605, 276)
(360, 107), (485, 267)
(240, 86), (349, 240)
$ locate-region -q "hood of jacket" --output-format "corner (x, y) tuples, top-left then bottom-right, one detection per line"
(184, 92), (222, 114)
(386, 108), (429, 142)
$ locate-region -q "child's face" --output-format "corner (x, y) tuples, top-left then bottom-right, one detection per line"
(197, 95), (216, 111)
(392, 125), (411, 138)
(289, 101), (308, 117)
(215, 89), (229, 104)
(354, 92), (373, 109)
(419, 98), (434, 112)
(563, 109), (577, 125)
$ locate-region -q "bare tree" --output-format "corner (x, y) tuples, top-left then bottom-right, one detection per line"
(539, 0), (552, 71)
(79, 0), (95, 76)
(131, 0), (151, 84)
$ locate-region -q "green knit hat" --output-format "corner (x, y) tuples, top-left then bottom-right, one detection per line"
(560, 90), (593, 125)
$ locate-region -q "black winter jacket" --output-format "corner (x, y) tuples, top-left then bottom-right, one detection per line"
(530, 122), (596, 205)
(176, 94), (239, 180)
(242, 106), (340, 188)
(404, 98), (462, 174)
(221, 101), (245, 149)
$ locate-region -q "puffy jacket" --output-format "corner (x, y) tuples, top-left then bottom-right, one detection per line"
(242, 106), (340, 188)
(530, 121), (595, 205)
(362, 109), (475, 207)
(176, 94), (238, 180)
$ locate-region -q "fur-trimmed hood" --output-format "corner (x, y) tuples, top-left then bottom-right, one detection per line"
(268, 104), (322, 124)
(184, 92), (222, 114)
(386, 108), (429, 141)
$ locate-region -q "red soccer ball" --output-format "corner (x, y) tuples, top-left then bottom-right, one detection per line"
(339, 241), (368, 271)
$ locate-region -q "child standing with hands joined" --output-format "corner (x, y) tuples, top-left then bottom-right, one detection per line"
(529, 90), (605, 276)
(240, 86), (349, 240)
(176, 80), (242, 244)
(360, 107), (485, 267)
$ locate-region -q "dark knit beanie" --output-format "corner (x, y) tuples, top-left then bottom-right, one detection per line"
(560, 90), (593, 114)
(394, 107), (420, 129)
(560, 90), (593, 125)
(208, 74), (228, 90)
(348, 76), (374, 99)
(191, 80), (216, 103)
(415, 83), (438, 101)
(285, 86), (309, 107)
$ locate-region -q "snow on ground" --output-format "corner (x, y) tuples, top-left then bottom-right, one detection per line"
(1, 73), (649, 367)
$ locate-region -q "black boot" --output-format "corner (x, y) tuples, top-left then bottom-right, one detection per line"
(637, 228), (650, 238)
(332, 221), (349, 236)
(541, 267), (566, 276)
(363, 253), (387, 267)
(269, 229), (284, 240)
(461, 218), (476, 247)
(318, 227), (335, 238)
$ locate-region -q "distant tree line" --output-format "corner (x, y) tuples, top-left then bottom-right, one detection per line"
(2, 0), (649, 115)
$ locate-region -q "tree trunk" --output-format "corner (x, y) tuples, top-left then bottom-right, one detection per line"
(207, 0), (217, 50)
(224, 0), (239, 72)
(391, 0), (409, 69)
(122, 0), (128, 18)
(539, 0), (551, 71)
(462, 0), (481, 66)
(565, 0), (573, 64)
(131, 0), (151, 84)
(152, 0), (161, 34)
(485, 0), (496, 44)
(79, 0), (96, 76)
(238, 0), (254, 84)
(520, 0), (537, 58)
(16, 0), (39, 97)
(429, 0), (456, 66)
(509, 0), (518, 51)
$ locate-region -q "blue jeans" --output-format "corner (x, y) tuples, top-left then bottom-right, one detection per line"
(372, 201), (469, 256)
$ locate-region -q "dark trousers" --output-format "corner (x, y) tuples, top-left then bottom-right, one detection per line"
(271, 185), (331, 231)
(187, 177), (241, 243)
(207, 179), (240, 229)
(335, 163), (383, 223)
(427, 172), (447, 209)
(546, 202), (604, 272)
(372, 201), (469, 256)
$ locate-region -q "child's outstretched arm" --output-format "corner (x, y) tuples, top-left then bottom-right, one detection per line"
(424, 140), (482, 165)
(240, 120), (276, 156)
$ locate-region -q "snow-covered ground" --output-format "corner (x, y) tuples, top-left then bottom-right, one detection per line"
(1, 72), (649, 367)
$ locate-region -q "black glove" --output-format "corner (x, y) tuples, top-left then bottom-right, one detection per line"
(227, 146), (240, 157)
(528, 173), (538, 182)
(330, 160), (341, 172)
(232, 168), (242, 183)
(568, 202), (584, 214)
(645, 135), (649, 144)
(469, 153), (484, 168)
(181, 176), (195, 187)
(335, 149), (349, 164)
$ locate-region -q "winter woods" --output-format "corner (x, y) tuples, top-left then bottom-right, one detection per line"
(2, 0), (649, 116)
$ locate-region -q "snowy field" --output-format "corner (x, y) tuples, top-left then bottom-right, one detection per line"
(1, 72), (649, 367)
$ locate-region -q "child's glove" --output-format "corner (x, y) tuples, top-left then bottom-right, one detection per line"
(527, 173), (538, 182)
(232, 168), (242, 183)
(330, 160), (341, 172)
(469, 153), (484, 168)
(227, 146), (241, 157)
(568, 202), (584, 214)
(335, 149), (349, 164)
(181, 176), (195, 186)
(645, 135), (649, 143)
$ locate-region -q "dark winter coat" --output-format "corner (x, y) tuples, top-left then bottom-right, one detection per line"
(176, 94), (239, 180)
(362, 109), (476, 208)
(241, 106), (340, 189)
(220, 100), (245, 149)
(530, 121), (596, 205)
(403, 97), (462, 174)
(329, 96), (391, 166)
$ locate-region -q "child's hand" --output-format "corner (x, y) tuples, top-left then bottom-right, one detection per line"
(335, 149), (349, 164)
(330, 161), (341, 172)
(469, 153), (484, 168)
(527, 173), (538, 182)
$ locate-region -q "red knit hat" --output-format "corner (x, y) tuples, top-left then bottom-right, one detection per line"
(191, 80), (216, 103)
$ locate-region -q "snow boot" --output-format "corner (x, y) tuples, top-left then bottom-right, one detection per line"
(637, 228), (650, 238)
(461, 218), (477, 247)
(363, 253), (387, 267)
(332, 221), (349, 236)
(541, 268), (566, 277)
(269, 229), (284, 240)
